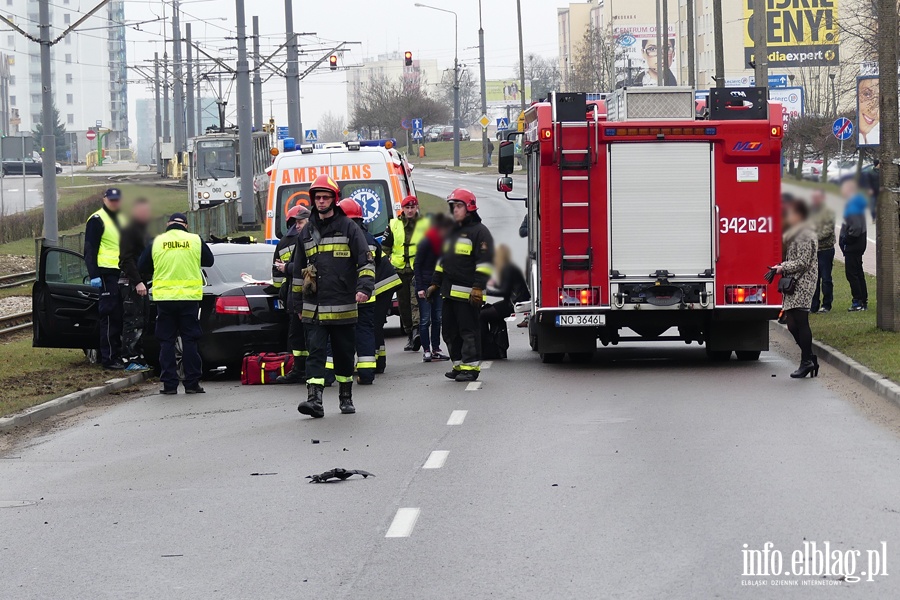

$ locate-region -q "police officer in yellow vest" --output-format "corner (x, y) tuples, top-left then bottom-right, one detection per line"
(381, 195), (429, 351)
(84, 188), (128, 370)
(139, 213), (214, 395)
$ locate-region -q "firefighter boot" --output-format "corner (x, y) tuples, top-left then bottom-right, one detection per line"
(276, 358), (306, 384)
(298, 384), (325, 418)
(338, 382), (356, 414)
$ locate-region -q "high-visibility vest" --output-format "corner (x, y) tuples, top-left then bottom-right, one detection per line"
(88, 208), (126, 269)
(388, 217), (429, 270)
(151, 228), (204, 301)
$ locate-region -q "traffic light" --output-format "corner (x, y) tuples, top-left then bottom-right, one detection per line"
(329, 55), (338, 71)
(404, 51), (413, 67)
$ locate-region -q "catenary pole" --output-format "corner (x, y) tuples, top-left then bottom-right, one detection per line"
(185, 23), (195, 139)
(478, 0), (488, 167)
(39, 0), (58, 244)
(252, 16), (264, 131)
(285, 0), (301, 140)
(154, 53), (163, 175)
(687, 0), (696, 88)
(235, 0), (256, 225)
(713, 0), (724, 87)
(172, 0), (185, 154)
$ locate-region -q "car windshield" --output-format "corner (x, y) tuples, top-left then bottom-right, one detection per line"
(196, 141), (237, 180)
(210, 251), (272, 283)
(275, 180), (392, 239)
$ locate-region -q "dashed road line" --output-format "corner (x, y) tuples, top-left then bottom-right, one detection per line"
(447, 410), (467, 425)
(465, 381), (483, 391)
(422, 450), (449, 469)
(385, 508), (420, 538)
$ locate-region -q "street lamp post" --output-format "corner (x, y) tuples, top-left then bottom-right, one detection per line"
(415, 3), (460, 167)
(478, 0), (488, 167)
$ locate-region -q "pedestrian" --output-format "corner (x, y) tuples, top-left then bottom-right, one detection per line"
(414, 213), (453, 362)
(487, 139), (495, 166)
(273, 204), (311, 384)
(862, 158), (880, 219)
(809, 190), (835, 314)
(339, 198), (380, 385)
(84, 188), (128, 370)
(293, 175), (375, 418)
(428, 188), (494, 382)
(773, 199), (819, 379)
(117, 197), (153, 371)
(839, 177), (868, 311)
(481, 244), (530, 349)
(382, 195), (428, 352)
(138, 213), (214, 394)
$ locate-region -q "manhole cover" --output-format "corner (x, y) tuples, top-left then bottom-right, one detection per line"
(0, 500), (37, 508)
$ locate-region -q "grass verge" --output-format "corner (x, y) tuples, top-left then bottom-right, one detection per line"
(417, 140), (485, 163)
(417, 192), (447, 217)
(782, 175), (840, 195)
(809, 261), (900, 384)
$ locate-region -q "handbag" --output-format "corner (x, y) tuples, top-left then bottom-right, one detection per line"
(241, 353), (294, 385)
(777, 276), (797, 296)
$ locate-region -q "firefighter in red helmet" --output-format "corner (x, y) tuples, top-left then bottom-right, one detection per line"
(427, 188), (494, 382)
(292, 175), (375, 417)
(273, 203), (310, 384)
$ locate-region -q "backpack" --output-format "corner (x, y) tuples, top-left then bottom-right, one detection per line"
(482, 316), (509, 360)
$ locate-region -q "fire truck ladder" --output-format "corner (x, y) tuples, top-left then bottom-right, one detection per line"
(553, 92), (594, 294)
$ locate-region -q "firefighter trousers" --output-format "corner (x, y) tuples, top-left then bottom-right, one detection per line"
(287, 312), (308, 372)
(442, 298), (482, 373)
(306, 322), (355, 387)
(355, 302), (377, 384)
(374, 292), (391, 373)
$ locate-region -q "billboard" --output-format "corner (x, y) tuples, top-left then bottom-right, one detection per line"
(744, 0), (839, 68)
(768, 87), (805, 132)
(614, 24), (677, 88)
(857, 76), (880, 147)
(486, 80), (532, 105)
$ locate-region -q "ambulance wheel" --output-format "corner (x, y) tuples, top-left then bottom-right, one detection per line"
(568, 352), (593, 364)
(735, 350), (761, 361)
(706, 349), (732, 362)
(540, 352), (564, 364)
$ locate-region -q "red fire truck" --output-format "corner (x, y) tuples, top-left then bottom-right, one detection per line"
(497, 87), (783, 363)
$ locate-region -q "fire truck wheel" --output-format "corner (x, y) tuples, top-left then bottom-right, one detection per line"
(706, 349), (733, 362)
(540, 352), (564, 364)
(735, 351), (761, 362)
(568, 352), (593, 364)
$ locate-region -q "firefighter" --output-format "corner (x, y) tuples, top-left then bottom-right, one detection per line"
(382, 195), (429, 352)
(138, 213), (214, 394)
(293, 175), (375, 418)
(428, 189), (494, 382)
(84, 188), (128, 370)
(274, 204), (311, 384)
(373, 253), (401, 374)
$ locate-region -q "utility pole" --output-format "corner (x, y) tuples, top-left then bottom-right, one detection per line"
(163, 53), (171, 143)
(686, 0), (696, 88)
(196, 60), (203, 134)
(655, 0), (664, 87)
(876, 0), (900, 331)
(185, 23), (195, 140)
(252, 16), (264, 131)
(661, 0), (669, 86)
(154, 53), (163, 175)
(285, 0), (302, 140)
(478, 0), (488, 167)
(516, 0), (526, 116)
(38, 0), (58, 244)
(713, 0), (724, 87)
(235, 0), (255, 226)
(172, 0), (185, 154)
(752, 0), (768, 87)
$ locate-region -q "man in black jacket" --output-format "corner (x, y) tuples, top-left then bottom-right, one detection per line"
(292, 175), (375, 418)
(839, 178), (869, 311)
(274, 204), (311, 384)
(118, 197), (152, 369)
(428, 188), (494, 382)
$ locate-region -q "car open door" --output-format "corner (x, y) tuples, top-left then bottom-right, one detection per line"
(32, 245), (100, 349)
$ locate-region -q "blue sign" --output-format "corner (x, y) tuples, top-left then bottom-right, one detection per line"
(497, 117), (510, 131)
(304, 129), (318, 143)
(412, 129), (423, 140)
(833, 117), (853, 141)
(277, 126), (290, 140)
(412, 118), (423, 130)
(768, 74), (788, 88)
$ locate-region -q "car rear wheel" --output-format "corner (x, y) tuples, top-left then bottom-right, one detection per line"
(735, 350), (761, 361)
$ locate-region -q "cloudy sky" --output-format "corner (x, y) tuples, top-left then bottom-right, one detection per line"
(119, 0), (564, 140)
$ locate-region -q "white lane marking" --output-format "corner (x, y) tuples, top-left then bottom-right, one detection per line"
(26, 189), (38, 192)
(385, 508), (420, 538)
(8, 189), (19, 192)
(447, 410), (467, 425)
(481, 361), (492, 369)
(867, 237), (876, 244)
(465, 381), (483, 391)
(422, 450), (449, 469)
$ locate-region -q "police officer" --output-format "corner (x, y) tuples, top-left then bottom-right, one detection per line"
(138, 213), (214, 394)
(382, 195), (429, 352)
(429, 189), (494, 382)
(84, 188), (128, 370)
(293, 175), (375, 418)
(273, 204), (311, 384)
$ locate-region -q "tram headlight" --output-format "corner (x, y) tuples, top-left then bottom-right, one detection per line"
(203, 192), (210, 199)
(224, 191), (232, 199)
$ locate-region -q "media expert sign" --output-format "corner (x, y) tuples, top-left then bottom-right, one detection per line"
(744, 0), (839, 68)
(485, 80), (532, 104)
(768, 87), (804, 131)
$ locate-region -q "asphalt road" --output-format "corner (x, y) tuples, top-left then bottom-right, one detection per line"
(1, 169), (899, 598)
(0, 173), (43, 216)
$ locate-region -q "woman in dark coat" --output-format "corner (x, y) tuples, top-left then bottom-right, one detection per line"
(481, 244), (530, 356)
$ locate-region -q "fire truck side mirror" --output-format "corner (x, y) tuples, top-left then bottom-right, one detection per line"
(497, 176), (514, 193)
(498, 141), (516, 175)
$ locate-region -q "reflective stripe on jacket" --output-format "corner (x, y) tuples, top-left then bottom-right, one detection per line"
(89, 208), (126, 269)
(385, 216), (428, 270)
(151, 229), (204, 301)
(432, 214), (494, 302)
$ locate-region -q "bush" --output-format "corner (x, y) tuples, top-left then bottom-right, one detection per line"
(0, 191), (104, 245)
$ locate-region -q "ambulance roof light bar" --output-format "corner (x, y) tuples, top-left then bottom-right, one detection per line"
(299, 144), (314, 154)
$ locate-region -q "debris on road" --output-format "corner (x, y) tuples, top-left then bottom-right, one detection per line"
(250, 472), (277, 476)
(306, 468), (375, 483)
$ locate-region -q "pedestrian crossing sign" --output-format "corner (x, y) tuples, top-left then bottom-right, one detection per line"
(304, 130), (318, 142)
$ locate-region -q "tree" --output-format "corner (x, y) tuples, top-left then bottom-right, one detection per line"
(349, 73), (449, 138)
(569, 23), (623, 93)
(317, 111), (346, 143)
(514, 54), (561, 101)
(32, 103), (68, 159)
(440, 66), (480, 128)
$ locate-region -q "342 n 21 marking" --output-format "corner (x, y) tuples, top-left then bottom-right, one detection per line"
(720, 217), (772, 234)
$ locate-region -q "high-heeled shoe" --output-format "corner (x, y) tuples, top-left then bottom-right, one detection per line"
(790, 359), (816, 379)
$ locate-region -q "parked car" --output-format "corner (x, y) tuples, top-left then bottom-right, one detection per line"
(1, 156), (44, 176)
(33, 241), (289, 375)
(425, 125), (445, 142)
(440, 126), (471, 142)
(801, 159), (824, 180)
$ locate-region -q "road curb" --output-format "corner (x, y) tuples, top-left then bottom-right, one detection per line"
(771, 323), (900, 408)
(0, 372), (147, 433)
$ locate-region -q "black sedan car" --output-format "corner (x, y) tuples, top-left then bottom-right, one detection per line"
(2, 156), (45, 176)
(33, 241), (289, 374)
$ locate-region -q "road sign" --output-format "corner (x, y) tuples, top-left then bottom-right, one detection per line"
(478, 114), (491, 129)
(304, 130), (318, 143)
(276, 126), (290, 140)
(412, 129), (423, 141)
(86, 130), (96, 141)
(342, 129), (350, 137)
(496, 117), (510, 131)
(768, 87), (804, 132)
(95, 120), (102, 128)
(768, 74), (788, 88)
(833, 117), (853, 141)
(412, 118), (423, 130)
